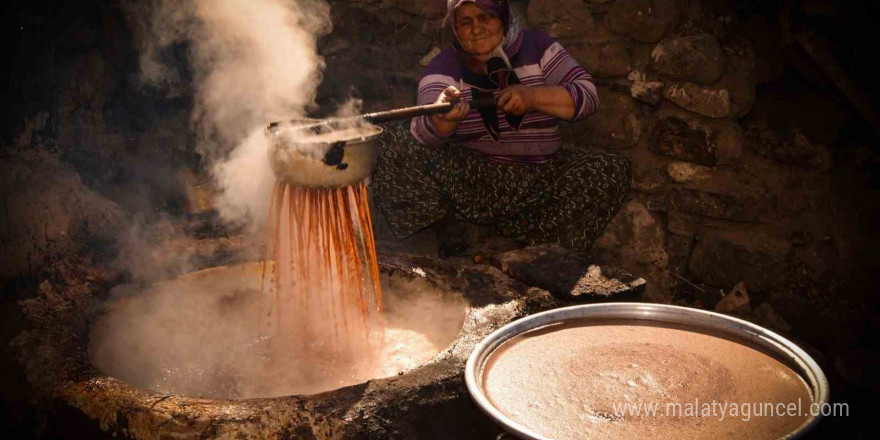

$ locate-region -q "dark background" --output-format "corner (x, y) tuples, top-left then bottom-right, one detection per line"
(2, 0), (878, 438)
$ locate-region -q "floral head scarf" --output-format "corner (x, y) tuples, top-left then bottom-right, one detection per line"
(443, 0), (523, 57)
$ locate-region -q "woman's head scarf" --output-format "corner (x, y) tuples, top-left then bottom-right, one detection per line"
(443, 0), (523, 57)
(444, 0), (526, 140)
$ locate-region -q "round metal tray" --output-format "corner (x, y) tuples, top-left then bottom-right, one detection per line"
(465, 302), (829, 440)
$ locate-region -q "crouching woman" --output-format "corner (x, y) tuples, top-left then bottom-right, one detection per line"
(372, 0), (630, 256)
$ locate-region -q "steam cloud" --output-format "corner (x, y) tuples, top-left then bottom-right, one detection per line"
(89, 270), (467, 398)
(129, 0), (333, 229)
(93, 0), (446, 400)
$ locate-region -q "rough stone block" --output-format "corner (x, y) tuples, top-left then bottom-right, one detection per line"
(567, 39), (633, 78)
(664, 82), (731, 118)
(393, 0), (446, 18)
(651, 34), (726, 84)
(490, 244), (647, 301)
(630, 80), (664, 105)
(667, 161), (712, 183)
(688, 233), (783, 292)
(631, 163), (670, 194)
(564, 86), (644, 149)
(594, 200), (669, 269)
(669, 188), (763, 222)
(714, 281), (751, 314)
(649, 107), (743, 165)
(528, 0), (595, 39)
(607, 0), (680, 43)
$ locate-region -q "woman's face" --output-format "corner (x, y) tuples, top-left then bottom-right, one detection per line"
(454, 3), (504, 57)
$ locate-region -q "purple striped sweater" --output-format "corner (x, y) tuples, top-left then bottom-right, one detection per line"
(410, 30), (598, 164)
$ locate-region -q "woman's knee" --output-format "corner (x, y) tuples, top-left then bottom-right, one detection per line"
(595, 150), (630, 181)
(603, 154), (631, 209)
(565, 150), (631, 188)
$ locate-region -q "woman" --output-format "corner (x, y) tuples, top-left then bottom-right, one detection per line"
(372, 0), (630, 256)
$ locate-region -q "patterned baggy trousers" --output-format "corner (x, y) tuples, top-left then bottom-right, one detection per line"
(371, 122), (631, 252)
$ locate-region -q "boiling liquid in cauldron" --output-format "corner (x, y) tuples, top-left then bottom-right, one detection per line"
(88, 266), (465, 399)
(482, 320), (813, 440)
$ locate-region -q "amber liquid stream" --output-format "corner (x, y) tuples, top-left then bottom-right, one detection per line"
(261, 181), (384, 367)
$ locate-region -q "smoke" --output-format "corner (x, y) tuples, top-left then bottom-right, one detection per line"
(333, 97), (364, 120)
(211, 130), (274, 229)
(129, 0), (332, 229)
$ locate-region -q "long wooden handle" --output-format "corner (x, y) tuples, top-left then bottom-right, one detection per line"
(267, 98), (497, 132)
(362, 98), (497, 124)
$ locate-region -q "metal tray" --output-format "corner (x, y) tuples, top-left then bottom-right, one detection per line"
(465, 302), (829, 440)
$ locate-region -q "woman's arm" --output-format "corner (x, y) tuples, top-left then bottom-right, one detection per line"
(410, 68), (466, 146)
(537, 40), (599, 121)
(497, 85), (575, 120)
(495, 37), (598, 122)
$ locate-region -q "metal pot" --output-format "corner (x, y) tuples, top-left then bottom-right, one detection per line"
(465, 303), (829, 440)
(266, 121), (383, 188)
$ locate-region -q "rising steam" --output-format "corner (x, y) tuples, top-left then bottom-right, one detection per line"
(89, 268), (467, 398)
(90, 0), (468, 400)
(128, 0), (332, 229)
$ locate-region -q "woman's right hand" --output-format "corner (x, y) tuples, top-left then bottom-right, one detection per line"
(431, 86), (469, 135)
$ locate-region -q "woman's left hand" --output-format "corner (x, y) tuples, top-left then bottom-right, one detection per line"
(497, 85), (537, 116)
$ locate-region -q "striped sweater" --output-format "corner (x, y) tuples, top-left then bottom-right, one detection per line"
(410, 29), (598, 164)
